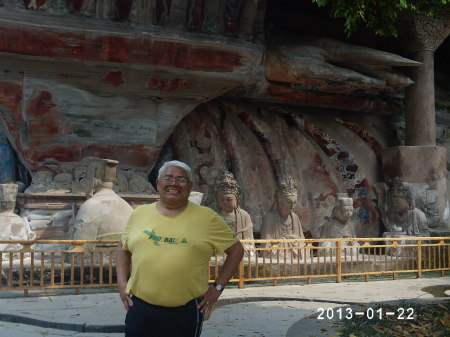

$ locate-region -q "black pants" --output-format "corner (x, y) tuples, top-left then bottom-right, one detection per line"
(125, 296), (204, 337)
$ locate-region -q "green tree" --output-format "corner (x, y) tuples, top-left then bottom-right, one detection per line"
(312, 0), (449, 37)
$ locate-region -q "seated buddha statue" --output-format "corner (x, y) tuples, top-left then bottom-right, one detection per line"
(260, 177), (309, 260)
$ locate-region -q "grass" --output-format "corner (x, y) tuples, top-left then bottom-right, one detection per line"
(333, 300), (449, 337)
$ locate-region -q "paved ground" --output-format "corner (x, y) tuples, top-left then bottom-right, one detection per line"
(0, 276), (448, 337)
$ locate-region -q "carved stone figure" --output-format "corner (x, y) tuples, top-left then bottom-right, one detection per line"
(318, 194), (359, 254)
(68, 159), (133, 240)
(374, 177), (429, 237)
(0, 184), (36, 254)
(215, 171), (255, 256)
(319, 195), (356, 239)
(216, 171), (253, 239)
(260, 177), (308, 259)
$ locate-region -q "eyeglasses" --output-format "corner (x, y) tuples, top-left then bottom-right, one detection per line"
(160, 176), (189, 184)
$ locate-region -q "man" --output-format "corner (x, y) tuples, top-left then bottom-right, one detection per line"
(116, 160), (244, 337)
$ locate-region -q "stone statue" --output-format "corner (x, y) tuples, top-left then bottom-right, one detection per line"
(319, 194), (355, 239)
(68, 159), (133, 241)
(374, 177), (429, 237)
(260, 177), (308, 259)
(215, 171), (254, 240)
(0, 184), (36, 254)
(318, 194), (359, 254)
(215, 171), (255, 256)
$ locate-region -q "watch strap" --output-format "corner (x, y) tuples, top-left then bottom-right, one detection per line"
(213, 282), (224, 291)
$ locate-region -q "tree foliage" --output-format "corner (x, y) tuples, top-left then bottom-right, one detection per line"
(312, 0), (449, 37)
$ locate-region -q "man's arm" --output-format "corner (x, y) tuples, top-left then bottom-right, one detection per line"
(115, 241), (133, 310)
(215, 241), (245, 287)
(198, 241), (244, 313)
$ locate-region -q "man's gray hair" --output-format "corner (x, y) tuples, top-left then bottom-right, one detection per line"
(158, 160), (193, 182)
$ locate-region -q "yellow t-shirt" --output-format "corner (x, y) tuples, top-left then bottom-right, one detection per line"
(121, 201), (238, 307)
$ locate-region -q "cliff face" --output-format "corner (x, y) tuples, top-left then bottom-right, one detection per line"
(0, 0), (448, 237)
(0, 1), (261, 177)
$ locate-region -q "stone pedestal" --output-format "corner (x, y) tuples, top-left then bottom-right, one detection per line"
(381, 146), (449, 229)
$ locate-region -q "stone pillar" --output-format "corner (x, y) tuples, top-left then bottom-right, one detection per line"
(405, 50), (435, 145)
(403, 10), (450, 146)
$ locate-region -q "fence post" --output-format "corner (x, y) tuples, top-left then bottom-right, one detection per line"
(336, 240), (342, 283)
(238, 256), (245, 289)
(417, 239), (422, 278)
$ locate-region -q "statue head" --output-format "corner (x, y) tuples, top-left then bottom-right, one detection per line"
(276, 177), (297, 217)
(0, 183), (18, 211)
(335, 194), (353, 223)
(388, 177), (413, 213)
(215, 171), (240, 213)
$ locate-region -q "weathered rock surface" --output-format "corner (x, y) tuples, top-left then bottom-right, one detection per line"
(0, 1), (448, 238)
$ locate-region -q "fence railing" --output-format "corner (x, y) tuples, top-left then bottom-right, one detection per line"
(229, 237), (449, 287)
(0, 240), (118, 296)
(1, 237), (449, 296)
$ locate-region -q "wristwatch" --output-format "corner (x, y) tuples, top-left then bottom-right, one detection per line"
(213, 282), (224, 291)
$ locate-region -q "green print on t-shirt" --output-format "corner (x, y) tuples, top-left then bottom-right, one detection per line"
(143, 229), (188, 246)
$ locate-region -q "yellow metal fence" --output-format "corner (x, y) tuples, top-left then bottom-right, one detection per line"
(0, 240), (117, 296)
(1, 237), (448, 295)
(231, 237), (449, 287)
